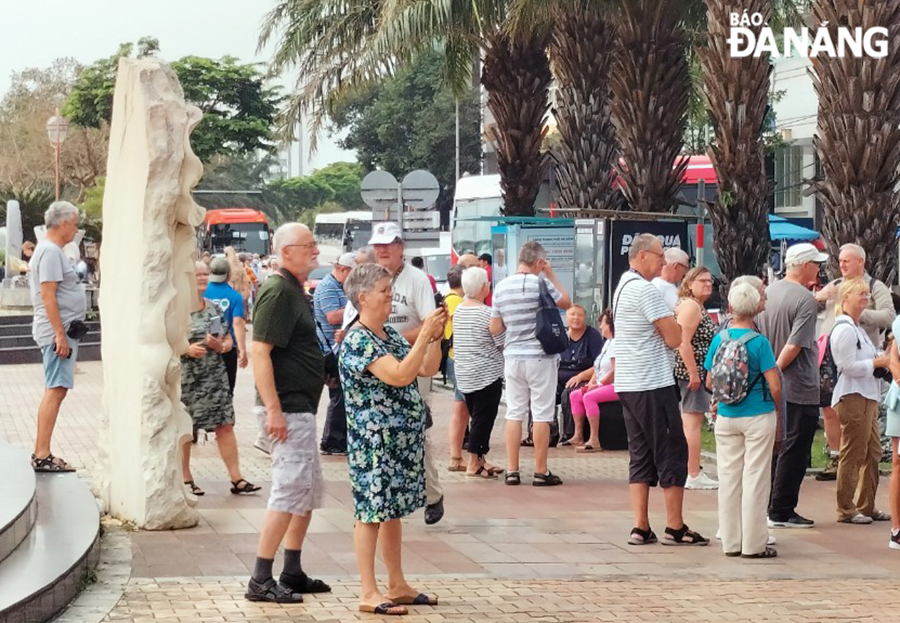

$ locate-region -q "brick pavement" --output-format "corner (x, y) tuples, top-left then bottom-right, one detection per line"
(5, 361), (900, 621)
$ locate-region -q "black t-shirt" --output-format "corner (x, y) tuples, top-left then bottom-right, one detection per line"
(252, 270), (324, 413)
(559, 326), (604, 374)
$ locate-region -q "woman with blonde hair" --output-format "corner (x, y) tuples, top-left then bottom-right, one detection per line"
(225, 246), (250, 298)
(830, 277), (891, 524)
(674, 266), (718, 490)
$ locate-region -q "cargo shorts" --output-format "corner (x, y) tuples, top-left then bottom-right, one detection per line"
(267, 412), (325, 516)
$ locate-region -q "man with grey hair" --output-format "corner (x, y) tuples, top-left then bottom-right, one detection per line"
(29, 201), (85, 472)
(354, 246), (375, 266)
(652, 247), (691, 312)
(491, 240), (571, 486)
(246, 223), (330, 603)
(613, 233), (707, 545)
(757, 242), (827, 529)
(814, 242), (894, 480)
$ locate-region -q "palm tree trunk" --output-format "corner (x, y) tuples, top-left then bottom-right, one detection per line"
(810, 0), (900, 284)
(700, 0), (772, 283)
(610, 0), (690, 213)
(482, 31), (552, 217)
(551, 6), (621, 215)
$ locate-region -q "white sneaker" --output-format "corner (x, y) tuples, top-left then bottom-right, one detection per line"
(840, 513), (874, 525)
(685, 472), (719, 490)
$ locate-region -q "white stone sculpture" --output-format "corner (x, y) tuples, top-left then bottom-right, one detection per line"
(95, 58), (205, 530)
(5, 200), (22, 280)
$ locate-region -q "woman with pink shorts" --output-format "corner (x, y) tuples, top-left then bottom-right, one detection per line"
(568, 309), (618, 452)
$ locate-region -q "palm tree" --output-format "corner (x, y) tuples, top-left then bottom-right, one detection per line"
(698, 0), (772, 283)
(260, 0), (553, 216)
(609, 0), (692, 213)
(809, 0), (900, 284)
(508, 0), (621, 215)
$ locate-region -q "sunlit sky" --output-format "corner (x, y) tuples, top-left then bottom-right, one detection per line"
(1, 0), (353, 172)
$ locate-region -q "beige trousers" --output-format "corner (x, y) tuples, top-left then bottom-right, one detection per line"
(716, 412), (776, 556)
(835, 393), (881, 520)
(418, 376), (444, 505)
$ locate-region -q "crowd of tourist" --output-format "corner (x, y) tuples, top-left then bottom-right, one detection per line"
(25, 202), (900, 614)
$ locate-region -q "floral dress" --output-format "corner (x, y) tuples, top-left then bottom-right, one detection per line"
(181, 300), (234, 432)
(339, 325), (426, 523)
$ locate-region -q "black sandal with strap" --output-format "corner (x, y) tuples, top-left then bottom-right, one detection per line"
(185, 480), (205, 496)
(628, 527), (658, 546)
(742, 546), (778, 559)
(532, 471), (563, 487)
(279, 571), (332, 593)
(31, 453), (76, 473)
(662, 524), (709, 546)
(231, 479), (261, 495)
(505, 471), (521, 486)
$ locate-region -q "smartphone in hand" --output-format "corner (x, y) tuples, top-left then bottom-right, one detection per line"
(209, 316), (223, 336)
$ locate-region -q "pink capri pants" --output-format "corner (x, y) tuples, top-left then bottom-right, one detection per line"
(569, 384), (619, 417)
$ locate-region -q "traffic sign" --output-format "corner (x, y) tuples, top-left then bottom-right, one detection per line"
(401, 170), (440, 210)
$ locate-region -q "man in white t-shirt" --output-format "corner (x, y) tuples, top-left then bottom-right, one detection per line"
(343, 222), (445, 524)
(491, 241), (571, 486)
(651, 247), (690, 312)
(613, 233), (708, 547)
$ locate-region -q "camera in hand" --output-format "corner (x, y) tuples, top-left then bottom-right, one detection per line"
(874, 367), (893, 383)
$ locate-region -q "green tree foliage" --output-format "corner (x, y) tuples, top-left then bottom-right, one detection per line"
(312, 162), (366, 210)
(63, 39), (282, 162)
(264, 162), (364, 219)
(329, 49), (482, 214)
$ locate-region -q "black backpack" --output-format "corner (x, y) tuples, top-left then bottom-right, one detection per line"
(534, 277), (569, 355)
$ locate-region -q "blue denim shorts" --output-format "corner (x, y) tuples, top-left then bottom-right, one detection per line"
(446, 357), (464, 401)
(40, 338), (79, 389)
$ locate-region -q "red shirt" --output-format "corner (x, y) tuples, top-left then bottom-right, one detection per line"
(426, 273), (437, 293)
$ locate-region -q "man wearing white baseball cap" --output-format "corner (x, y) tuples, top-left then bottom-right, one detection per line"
(757, 242), (827, 529)
(314, 252), (356, 455)
(344, 222), (446, 524)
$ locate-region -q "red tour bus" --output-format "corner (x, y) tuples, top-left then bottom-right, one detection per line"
(198, 208), (272, 256)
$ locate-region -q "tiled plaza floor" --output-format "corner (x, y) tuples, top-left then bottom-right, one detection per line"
(4, 361), (900, 621)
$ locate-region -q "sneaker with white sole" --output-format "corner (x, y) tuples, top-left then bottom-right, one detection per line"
(890, 530), (900, 550)
(685, 472), (719, 490)
(839, 513), (873, 525)
(768, 513), (814, 529)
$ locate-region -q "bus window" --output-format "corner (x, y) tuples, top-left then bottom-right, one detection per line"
(210, 223), (269, 255)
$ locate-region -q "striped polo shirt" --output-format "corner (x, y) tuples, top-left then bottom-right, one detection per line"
(491, 273), (562, 360)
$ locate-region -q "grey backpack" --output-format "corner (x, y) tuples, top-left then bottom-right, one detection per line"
(710, 330), (763, 405)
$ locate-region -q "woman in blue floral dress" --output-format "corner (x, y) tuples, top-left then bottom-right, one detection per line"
(339, 263), (446, 617)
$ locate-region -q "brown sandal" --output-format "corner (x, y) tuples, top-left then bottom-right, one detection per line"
(447, 458), (467, 472)
(359, 602), (407, 615)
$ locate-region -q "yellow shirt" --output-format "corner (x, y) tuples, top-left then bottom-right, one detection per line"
(444, 291), (463, 359)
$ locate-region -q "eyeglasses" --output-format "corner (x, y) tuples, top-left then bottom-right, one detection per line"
(643, 250), (664, 258)
(283, 242), (318, 250)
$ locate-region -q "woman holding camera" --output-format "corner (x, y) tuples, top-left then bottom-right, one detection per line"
(830, 278), (891, 524)
(181, 261), (260, 497)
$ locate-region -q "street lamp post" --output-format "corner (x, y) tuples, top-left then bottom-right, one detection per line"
(45, 111), (68, 201)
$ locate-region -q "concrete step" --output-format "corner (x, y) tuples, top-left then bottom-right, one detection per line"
(0, 342), (101, 366)
(0, 444), (37, 565)
(0, 451), (101, 623)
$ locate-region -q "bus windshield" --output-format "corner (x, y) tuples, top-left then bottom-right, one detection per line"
(210, 223), (270, 255)
(452, 198), (501, 257)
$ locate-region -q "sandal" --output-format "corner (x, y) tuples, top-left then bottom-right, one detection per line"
(532, 471), (563, 487)
(31, 453), (76, 472)
(245, 577), (302, 603)
(505, 471), (521, 486)
(447, 458), (467, 472)
(576, 444), (601, 453)
(359, 602), (407, 616)
(662, 524), (709, 546)
(466, 467), (497, 480)
(279, 571), (331, 593)
(484, 464), (504, 476)
(388, 593), (438, 606)
(741, 546), (778, 559)
(520, 437), (534, 447)
(231, 479), (261, 495)
(185, 480), (205, 496)
(628, 527), (658, 546)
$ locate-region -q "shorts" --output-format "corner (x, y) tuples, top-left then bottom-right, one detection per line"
(40, 337), (79, 389)
(504, 358), (558, 424)
(446, 358), (464, 401)
(268, 412), (325, 516)
(677, 379), (711, 414)
(619, 385), (688, 488)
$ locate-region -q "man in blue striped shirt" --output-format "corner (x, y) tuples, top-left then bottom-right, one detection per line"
(313, 253), (355, 454)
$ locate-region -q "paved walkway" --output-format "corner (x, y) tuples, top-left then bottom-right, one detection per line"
(4, 361), (900, 622)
